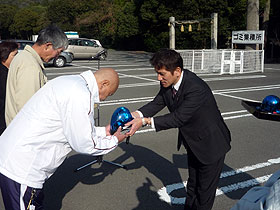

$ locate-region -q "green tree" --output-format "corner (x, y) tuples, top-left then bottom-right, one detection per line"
(74, 0), (115, 47)
(3, 0), (276, 51)
(112, 0), (140, 49)
(47, 0), (91, 31)
(10, 8), (38, 39)
(139, 0), (172, 51)
(8, 5), (48, 39)
(0, 4), (18, 39)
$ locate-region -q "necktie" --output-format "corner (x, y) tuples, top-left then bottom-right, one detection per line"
(172, 87), (177, 99)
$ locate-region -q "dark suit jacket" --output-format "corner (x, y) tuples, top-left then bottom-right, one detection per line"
(139, 69), (231, 164)
(0, 63), (8, 134)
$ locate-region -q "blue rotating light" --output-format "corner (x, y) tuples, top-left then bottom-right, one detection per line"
(110, 107), (133, 135)
(260, 95), (280, 114)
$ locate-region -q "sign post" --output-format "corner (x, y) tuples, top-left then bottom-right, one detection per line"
(232, 30), (265, 50)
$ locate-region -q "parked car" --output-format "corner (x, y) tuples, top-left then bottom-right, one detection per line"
(64, 38), (107, 60)
(1, 40), (73, 68)
(16, 39), (34, 51)
(51, 51), (73, 67)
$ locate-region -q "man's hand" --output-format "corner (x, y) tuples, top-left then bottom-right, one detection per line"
(131, 111), (140, 119)
(125, 118), (143, 136)
(105, 124), (111, 136)
(113, 126), (129, 143)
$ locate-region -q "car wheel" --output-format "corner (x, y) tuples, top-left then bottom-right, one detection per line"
(53, 57), (66, 67)
(99, 52), (107, 60)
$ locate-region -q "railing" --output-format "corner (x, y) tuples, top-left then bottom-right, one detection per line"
(177, 49), (264, 74)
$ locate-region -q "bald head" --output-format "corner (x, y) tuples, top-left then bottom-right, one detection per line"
(94, 68), (119, 101)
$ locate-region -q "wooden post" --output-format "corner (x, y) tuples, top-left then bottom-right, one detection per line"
(211, 13), (218, 49)
(169, 17), (175, 49)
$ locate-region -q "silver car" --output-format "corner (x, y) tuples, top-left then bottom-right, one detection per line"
(64, 38), (107, 60)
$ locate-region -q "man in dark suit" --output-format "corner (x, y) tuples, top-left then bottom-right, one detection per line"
(126, 49), (231, 210)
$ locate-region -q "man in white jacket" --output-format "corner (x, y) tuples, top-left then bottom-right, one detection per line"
(0, 68), (127, 210)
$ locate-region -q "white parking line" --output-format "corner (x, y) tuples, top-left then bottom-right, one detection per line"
(45, 71), (83, 76)
(158, 157), (280, 205)
(99, 84), (280, 105)
(213, 84), (280, 94)
(118, 72), (158, 82)
(158, 175), (272, 205)
(204, 75), (266, 81)
(265, 67), (280, 71)
(215, 92), (260, 102)
(119, 82), (159, 88)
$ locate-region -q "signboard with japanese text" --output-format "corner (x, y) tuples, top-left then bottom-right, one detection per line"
(232, 31), (265, 44)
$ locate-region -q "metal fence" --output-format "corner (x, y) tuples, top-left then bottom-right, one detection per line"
(177, 49), (264, 74)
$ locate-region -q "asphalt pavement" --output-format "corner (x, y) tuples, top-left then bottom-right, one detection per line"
(1, 49), (280, 210)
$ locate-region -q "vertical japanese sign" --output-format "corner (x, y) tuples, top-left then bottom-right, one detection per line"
(232, 31), (265, 44)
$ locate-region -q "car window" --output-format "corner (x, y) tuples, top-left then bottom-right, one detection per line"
(18, 42), (34, 50)
(83, 40), (95, 47)
(69, 39), (80, 46)
(68, 39), (99, 47)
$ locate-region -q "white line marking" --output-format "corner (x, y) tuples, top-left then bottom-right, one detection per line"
(158, 175), (272, 205)
(100, 84), (280, 106)
(119, 82), (159, 88)
(117, 74), (266, 80)
(221, 157), (280, 178)
(265, 67), (280, 71)
(158, 157), (280, 205)
(115, 78), (277, 89)
(70, 64), (98, 70)
(221, 110), (249, 115)
(215, 93), (260, 102)
(101, 99), (154, 106)
(119, 73), (156, 78)
(99, 96), (155, 104)
(216, 175), (271, 196)
(204, 75), (266, 81)
(45, 71), (82, 76)
(118, 72), (158, 82)
(223, 113), (252, 120)
(213, 84), (280, 94)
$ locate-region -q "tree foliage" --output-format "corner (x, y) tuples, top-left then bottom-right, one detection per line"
(0, 4), (18, 39)
(0, 0), (279, 52)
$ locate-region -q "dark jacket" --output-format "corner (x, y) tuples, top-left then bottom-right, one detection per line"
(0, 63), (8, 134)
(139, 69), (231, 164)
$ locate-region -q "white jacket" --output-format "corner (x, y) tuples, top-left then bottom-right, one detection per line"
(0, 71), (118, 188)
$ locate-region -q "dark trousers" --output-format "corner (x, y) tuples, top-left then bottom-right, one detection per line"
(184, 149), (225, 210)
(0, 172), (44, 210)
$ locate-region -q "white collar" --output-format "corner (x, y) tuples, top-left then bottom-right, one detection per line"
(80, 70), (100, 103)
(173, 71), (183, 91)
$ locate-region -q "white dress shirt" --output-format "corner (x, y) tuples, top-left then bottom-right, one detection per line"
(137, 71), (184, 128)
(0, 70), (118, 188)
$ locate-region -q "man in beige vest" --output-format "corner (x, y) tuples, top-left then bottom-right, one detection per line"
(5, 25), (68, 125)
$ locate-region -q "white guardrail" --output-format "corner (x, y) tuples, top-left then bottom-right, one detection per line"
(177, 49), (264, 74)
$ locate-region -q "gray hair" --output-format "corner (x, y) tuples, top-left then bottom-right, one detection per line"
(36, 25), (68, 50)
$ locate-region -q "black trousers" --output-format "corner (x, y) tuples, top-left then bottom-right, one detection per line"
(184, 148), (225, 210)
